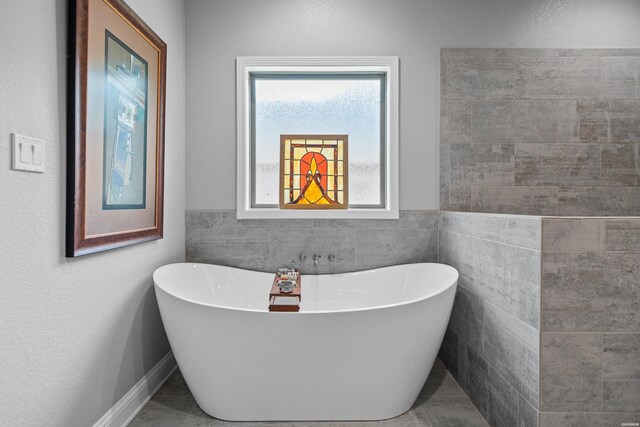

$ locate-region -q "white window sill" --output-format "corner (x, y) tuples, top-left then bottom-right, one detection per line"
(236, 207), (399, 220)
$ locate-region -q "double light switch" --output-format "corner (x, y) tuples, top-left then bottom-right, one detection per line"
(12, 133), (45, 173)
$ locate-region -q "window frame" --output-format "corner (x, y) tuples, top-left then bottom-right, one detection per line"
(236, 56), (399, 219)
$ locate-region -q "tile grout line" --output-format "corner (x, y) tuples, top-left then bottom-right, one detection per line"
(601, 332), (604, 413)
(439, 228), (541, 251)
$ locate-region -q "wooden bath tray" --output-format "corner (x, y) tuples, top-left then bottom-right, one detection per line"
(269, 270), (301, 312)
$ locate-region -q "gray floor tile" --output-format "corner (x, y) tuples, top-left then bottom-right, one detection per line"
(129, 399), (198, 427)
(416, 369), (466, 402)
(130, 361), (486, 427)
(153, 370), (195, 401)
(420, 397), (488, 427)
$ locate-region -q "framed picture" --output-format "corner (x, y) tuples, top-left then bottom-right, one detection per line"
(279, 135), (348, 209)
(66, 0), (166, 257)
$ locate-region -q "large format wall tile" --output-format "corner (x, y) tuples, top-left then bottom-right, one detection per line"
(269, 229), (357, 274)
(470, 100), (580, 144)
(601, 57), (640, 100)
(186, 210), (439, 274)
(449, 57), (515, 100)
(449, 286), (484, 355)
(515, 57), (601, 100)
(440, 211), (474, 235)
(440, 212), (542, 249)
(354, 228), (438, 270)
(450, 99), (618, 145)
(468, 213), (541, 250)
(450, 144), (515, 186)
(313, 210), (439, 230)
(557, 186), (640, 216)
(461, 342), (489, 420)
(602, 333), (640, 412)
(471, 186), (559, 215)
(542, 219), (605, 253)
(541, 217), (640, 333)
(518, 395), (538, 427)
(515, 144), (601, 186)
(610, 100), (640, 143)
(449, 186), (472, 211)
(439, 211), (543, 426)
(601, 143), (640, 185)
(438, 328), (459, 380)
(487, 365), (518, 427)
(186, 238), (271, 271)
(441, 49), (640, 215)
(605, 220), (640, 251)
(440, 212), (541, 328)
(483, 303), (539, 407)
(439, 140), (451, 211)
(518, 248), (541, 329)
(441, 231), (519, 318)
(540, 333), (603, 412)
(541, 251), (640, 332)
(443, 101), (473, 144)
(540, 217), (640, 421)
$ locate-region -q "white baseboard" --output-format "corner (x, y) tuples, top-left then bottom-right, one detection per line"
(93, 351), (177, 427)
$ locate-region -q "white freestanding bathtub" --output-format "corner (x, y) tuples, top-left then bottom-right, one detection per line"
(153, 262), (458, 422)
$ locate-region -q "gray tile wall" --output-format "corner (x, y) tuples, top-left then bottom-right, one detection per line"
(185, 211), (640, 426)
(441, 48), (640, 216)
(185, 210), (439, 274)
(540, 217), (640, 423)
(438, 211), (542, 427)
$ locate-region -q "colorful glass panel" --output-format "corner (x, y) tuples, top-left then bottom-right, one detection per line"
(279, 135), (348, 209)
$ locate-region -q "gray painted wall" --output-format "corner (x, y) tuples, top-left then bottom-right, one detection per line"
(186, 0), (640, 211)
(440, 48), (640, 215)
(0, 0), (185, 425)
(438, 211), (542, 427)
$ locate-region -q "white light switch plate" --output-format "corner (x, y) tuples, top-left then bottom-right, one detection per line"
(12, 133), (45, 173)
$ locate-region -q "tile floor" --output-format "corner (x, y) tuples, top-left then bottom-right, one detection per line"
(130, 359), (487, 427)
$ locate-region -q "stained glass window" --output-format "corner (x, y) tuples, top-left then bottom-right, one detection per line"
(280, 136), (348, 209)
(252, 74), (383, 208)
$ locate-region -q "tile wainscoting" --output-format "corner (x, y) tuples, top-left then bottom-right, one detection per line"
(185, 210), (439, 274)
(540, 217), (640, 425)
(439, 211), (640, 427)
(438, 211), (541, 427)
(185, 210), (639, 426)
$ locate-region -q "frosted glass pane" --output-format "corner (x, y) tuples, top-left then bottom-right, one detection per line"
(253, 76), (382, 206)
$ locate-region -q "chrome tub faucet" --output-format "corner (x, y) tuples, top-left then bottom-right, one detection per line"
(313, 254), (322, 268)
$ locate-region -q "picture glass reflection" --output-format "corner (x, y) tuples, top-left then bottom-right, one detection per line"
(103, 31), (148, 209)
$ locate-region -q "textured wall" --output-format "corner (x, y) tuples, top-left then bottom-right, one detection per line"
(441, 48), (640, 215)
(0, 0), (185, 425)
(539, 217), (640, 425)
(186, 210), (438, 274)
(438, 211), (541, 427)
(186, 0), (640, 212)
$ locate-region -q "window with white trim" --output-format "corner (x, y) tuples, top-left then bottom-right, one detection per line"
(236, 57), (398, 219)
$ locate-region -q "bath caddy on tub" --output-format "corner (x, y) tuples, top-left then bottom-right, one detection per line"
(269, 269), (301, 312)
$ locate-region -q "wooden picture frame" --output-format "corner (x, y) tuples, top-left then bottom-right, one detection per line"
(279, 135), (348, 210)
(66, 0), (166, 257)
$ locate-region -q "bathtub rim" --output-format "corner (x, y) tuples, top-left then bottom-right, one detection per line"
(154, 262), (458, 315)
